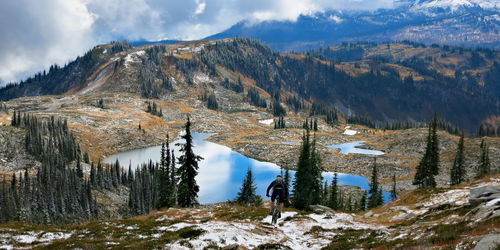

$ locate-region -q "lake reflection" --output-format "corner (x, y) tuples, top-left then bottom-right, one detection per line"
(104, 133), (390, 204)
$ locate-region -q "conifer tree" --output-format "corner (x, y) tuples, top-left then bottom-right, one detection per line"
(169, 149), (177, 206)
(236, 168), (260, 206)
(293, 129), (312, 210)
(176, 117), (204, 207)
(413, 115), (440, 188)
(322, 181), (328, 205)
(450, 132), (465, 185)
(368, 158), (383, 208)
(328, 173), (339, 210)
(292, 129), (323, 210)
(477, 139), (491, 179)
(359, 191), (367, 211)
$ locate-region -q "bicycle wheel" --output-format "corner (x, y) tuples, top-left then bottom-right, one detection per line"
(271, 195), (280, 225)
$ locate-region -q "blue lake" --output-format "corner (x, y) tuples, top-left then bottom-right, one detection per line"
(104, 133), (390, 204)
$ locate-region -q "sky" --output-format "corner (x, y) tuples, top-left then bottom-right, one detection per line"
(0, 0), (399, 85)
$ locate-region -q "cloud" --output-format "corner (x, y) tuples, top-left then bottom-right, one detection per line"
(0, 0), (399, 84)
(0, 0), (95, 84)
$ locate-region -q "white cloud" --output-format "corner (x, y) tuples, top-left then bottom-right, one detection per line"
(0, 0), (400, 84)
(194, 0), (206, 15)
(0, 0), (95, 83)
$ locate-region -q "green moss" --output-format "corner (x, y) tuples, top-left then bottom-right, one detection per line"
(255, 243), (292, 249)
(177, 226), (205, 239)
(427, 221), (471, 245)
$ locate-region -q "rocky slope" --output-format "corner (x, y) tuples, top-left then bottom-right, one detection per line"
(0, 175), (498, 249)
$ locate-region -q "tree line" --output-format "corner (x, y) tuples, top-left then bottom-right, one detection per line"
(414, 114), (495, 188)
(1, 114), (96, 223)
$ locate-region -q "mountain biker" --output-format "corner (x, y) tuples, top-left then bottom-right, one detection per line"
(266, 175), (288, 218)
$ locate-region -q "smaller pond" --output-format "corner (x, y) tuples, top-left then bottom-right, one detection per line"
(326, 141), (384, 155)
(104, 133), (390, 204)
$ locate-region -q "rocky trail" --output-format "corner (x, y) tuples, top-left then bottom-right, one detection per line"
(0, 176), (499, 249)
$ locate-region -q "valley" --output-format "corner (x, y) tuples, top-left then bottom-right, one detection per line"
(0, 38), (498, 249)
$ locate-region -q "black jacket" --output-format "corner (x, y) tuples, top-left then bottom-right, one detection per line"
(266, 180), (288, 198)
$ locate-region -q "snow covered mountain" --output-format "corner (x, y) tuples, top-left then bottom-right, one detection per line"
(411, 0), (499, 12)
(206, 0), (500, 51)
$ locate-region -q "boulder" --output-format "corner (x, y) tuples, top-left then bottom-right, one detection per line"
(474, 234), (500, 250)
(309, 205), (334, 214)
(363, 211), (374, 218)
(469, 186), (500, 205)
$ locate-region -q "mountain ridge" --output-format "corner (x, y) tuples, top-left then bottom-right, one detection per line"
(206, 0), (500, 51)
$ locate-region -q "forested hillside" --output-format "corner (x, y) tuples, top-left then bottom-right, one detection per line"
(0, 38), (498, 132)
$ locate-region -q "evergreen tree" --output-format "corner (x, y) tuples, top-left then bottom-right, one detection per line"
(367, 158), (383, 208)
(322, 181), (328, 205)
(292, 129), (323, 210)
(359, 191), (367, 211)
(477, 139), (491, 179)
(450, 132), (466, 185)
(236, 168), (260, 206)
(328, 173), (339, 210)
(206, 93), (219, 110)
(413, 115), (440, 188)
(156, 138), (173, 209)
(176, 117), (204, 207)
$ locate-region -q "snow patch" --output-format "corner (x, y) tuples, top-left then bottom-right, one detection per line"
(167, 211), (382, 249)
(258, 119), (274, 125)
(157, 222), (194, 232)
(124, 50), (145, 68)
(343, 129), (358, 135)
(423, 189), (469, 208)
(12, 231), (72, 244)
(192, 73), (212, 84)
(485, 198), (500, 207)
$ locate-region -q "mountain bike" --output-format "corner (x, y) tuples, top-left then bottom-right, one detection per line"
(271, 195), (280, 225)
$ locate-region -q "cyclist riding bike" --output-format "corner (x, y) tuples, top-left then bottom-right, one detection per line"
(266, 175), (288, 218)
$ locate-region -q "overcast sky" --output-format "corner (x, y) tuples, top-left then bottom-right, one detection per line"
(0, 0), (399, 84)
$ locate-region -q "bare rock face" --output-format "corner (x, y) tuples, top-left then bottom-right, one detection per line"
(309, 205), (335, 214)
(473, 234), (500, 250)
(469, 186), (500, 205)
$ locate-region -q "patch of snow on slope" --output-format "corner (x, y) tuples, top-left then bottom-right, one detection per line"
(167, 211), (382, 249)
(12, 231), (72, 244)
(124, 50), (145, 68)
(485, 198), (500, 207)
(259, 119), (274, 125)
(423, 189), (469, 207)
(13, 232), (38, 244)
(343, 126), (359, 135)
(193, 72), (212, 84)
(157, 223), (194, 232)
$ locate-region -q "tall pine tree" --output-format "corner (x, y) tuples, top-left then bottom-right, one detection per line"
(328, 172), (339, 210)
(477, 139), (491, 179)
(368, 158), (383, 208)
(176, 117), (203, 207)
(292, 129), (323, 210)
(413, 115), (440, 188)
(236, 168), (260, 206)
(450, 132), (465, 185)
